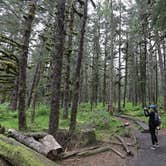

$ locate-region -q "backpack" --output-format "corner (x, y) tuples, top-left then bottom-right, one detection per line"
(154, 112), (161, 127)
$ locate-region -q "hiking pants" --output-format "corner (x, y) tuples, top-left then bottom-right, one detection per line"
(150, 128), (158, 145)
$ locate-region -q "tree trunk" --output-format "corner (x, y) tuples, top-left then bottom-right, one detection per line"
(27, 62), (40, 108)
(8, 129), (62, 159)
(123, 35), (129, 108)
(31, 91), (37, 124)
(0, 135), (57, 166)
(155, 52), (159, 103)
(118, 0), (122, 112)
(108, 0), (114, 113)
(162, 39), (166, 111)
(30, 62), (41, 124)
(103, 23), (108, 107)
(69, 0), (88, 133)
(10, 77), (19, 111)
(49, 0), (66, 134)
(63, 4), (74, 119)
(157, 34), (166, 111)
(18, 0), (37, 130)
(140, 13), (147, 107)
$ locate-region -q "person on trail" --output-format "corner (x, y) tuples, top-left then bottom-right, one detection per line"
(144, 104), (161, 150)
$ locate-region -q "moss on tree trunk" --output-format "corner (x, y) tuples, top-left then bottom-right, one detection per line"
(0, 134), (58, 166)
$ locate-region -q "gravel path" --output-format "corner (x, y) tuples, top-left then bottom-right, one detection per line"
(128, 130), (166, 166)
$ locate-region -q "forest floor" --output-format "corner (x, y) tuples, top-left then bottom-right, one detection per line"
(1, 103), (166, 166)
(62, 117), (166, 166)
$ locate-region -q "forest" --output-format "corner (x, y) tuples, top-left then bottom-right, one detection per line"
(0, 0), (166, 165)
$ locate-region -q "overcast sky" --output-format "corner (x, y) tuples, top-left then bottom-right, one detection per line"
(88, 0), (136, 14)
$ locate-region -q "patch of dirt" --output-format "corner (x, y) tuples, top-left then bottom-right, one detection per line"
(62, 151), (125, 166)
(61, 117), (138, 166)
(61, 139), (137, 166)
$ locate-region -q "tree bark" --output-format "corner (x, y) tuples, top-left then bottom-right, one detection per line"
(157, 33), (166, 111)
(63, 2), (74, 119)
(27, 62), (40, 108)
(140, 10), (148, 107)
(8, 129), (62, 159)
(108, 0), (114, 113)
(163, 39), (166, 111)
(10, 77), (19, 111)
(0, 134), (57, 166)
(49, 0), (66, 134)
(69, 0), (88, 133)
(18, 0), (37, 130)
(103, 23), (108, 107)
(117, 0), (122, 112)
(31, 90), (37, 124)
(123, 34), (129, 108)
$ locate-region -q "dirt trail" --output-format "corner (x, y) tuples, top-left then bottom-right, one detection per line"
(128, 129), (166, 166)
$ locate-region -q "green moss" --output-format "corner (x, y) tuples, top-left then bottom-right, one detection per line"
(0, 135), (56, 166)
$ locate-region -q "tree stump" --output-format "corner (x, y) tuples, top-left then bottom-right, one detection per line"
(80, 128), (96, 146)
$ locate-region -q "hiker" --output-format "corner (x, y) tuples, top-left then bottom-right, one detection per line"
(144, 105), (161, 150)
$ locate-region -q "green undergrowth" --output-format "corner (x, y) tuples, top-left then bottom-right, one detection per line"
(160, 114), (166, 128)
(1, 102), (165, 140)
(124, 102), (166, 128)
(123, 102), (147, 122)
(0, 103), (124, 140)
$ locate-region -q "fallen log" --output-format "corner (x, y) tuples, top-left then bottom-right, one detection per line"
(115, 135), (133, 156)
(62, 145), (100, 159)
(77, 146), (110, 157)
(110, 147), (125, 159)
(114, 114), (134, 121)
(114, 114), (149, 132)
(0, 134), (58, 166)
(62, 151), (79, 159)
(135, 120), (149, 132)
(62, 145), (125, 159)
(109, 141), (135, 147)
(77, 146), (125, 159)
(8, 129), (62, 159)
(40, 135), (62, 160)
(24, 132), (48, 139)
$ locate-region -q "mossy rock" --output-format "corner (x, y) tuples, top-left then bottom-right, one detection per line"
(80, 128), (96, 146)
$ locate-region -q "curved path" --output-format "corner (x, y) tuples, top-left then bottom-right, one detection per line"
(128, 129), (166, 166)
(116, 114), (166, 166)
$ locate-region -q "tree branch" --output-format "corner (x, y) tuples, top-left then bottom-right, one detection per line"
(90, 0), (96, 8)
(72, 3), (83, 17)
